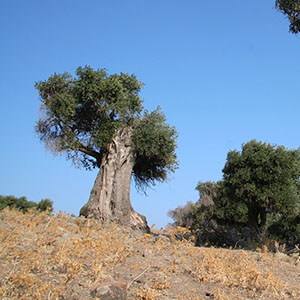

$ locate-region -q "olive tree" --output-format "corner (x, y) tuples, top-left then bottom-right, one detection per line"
(222, 140), (300, 235)
(35, 66), (178, 232)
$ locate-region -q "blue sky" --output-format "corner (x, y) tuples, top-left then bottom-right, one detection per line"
(1, 0), (300, 228)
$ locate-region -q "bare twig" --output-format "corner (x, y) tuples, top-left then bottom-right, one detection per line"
(127, 265), (150, 289)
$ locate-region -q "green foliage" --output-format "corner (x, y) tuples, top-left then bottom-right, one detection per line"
(267, 213), (300, 244)
(132, 107), (178, 189)
(0, 195), (36, 213)
(35, 66), (178, 188)
(36, 198), (54, 212)
(0, 195), (53, 213)
(276, 0), (300, 33)
(223, 140), (300, 233)
(35, 66), (144, 169)
(195, 181), (219, 207)
(191, 181), (248, 230)
(189, 181), (219, 229)
(170, 140), (300, 247)
(168, 181), (247, 230)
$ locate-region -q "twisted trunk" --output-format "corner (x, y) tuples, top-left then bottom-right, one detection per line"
(80, 127), (149, 233)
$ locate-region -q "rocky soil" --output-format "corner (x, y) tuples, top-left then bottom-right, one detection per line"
(1, 209), (300, 300)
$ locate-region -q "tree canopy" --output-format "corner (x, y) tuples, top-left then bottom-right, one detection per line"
(276, 0), (300, 33)
(35, 66), (178, 190)
(132, 108), (178, 189)
(169, 140), (300, 247)
(222, 140), (300, 233)
(0, 195), (53, 213)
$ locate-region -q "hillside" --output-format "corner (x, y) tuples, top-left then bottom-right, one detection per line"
(0, 208), (299, 300)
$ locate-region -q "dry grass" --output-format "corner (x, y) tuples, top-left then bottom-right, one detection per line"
(0, 208), (131, 299)
(0, 208), (299, 300)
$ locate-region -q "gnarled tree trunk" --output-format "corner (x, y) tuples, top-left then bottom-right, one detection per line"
(80, 127), (150, 233)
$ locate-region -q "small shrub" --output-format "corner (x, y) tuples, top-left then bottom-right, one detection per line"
(0, 195), (53, 213)
(36, 198), (53, 212)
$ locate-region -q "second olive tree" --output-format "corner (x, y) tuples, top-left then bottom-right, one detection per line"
(223, 140), (300, 235)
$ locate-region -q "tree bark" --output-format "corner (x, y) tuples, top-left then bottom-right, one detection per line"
(246, 204), (267, 237)
(80, 127), (150, 233)
(247, 205), (259, 233)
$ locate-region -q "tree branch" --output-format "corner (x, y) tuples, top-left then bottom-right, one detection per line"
(77, 144), (101, 162)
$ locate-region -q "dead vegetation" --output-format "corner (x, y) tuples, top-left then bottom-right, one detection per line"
(0, 208), (299, 300)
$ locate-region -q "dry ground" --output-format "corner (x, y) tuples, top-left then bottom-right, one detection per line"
(0, 208), (300, 300)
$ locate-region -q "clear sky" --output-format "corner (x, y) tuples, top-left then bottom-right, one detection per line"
(1, 0), (300, 228)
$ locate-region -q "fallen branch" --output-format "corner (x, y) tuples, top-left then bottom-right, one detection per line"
(127, 265), (150, 289)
